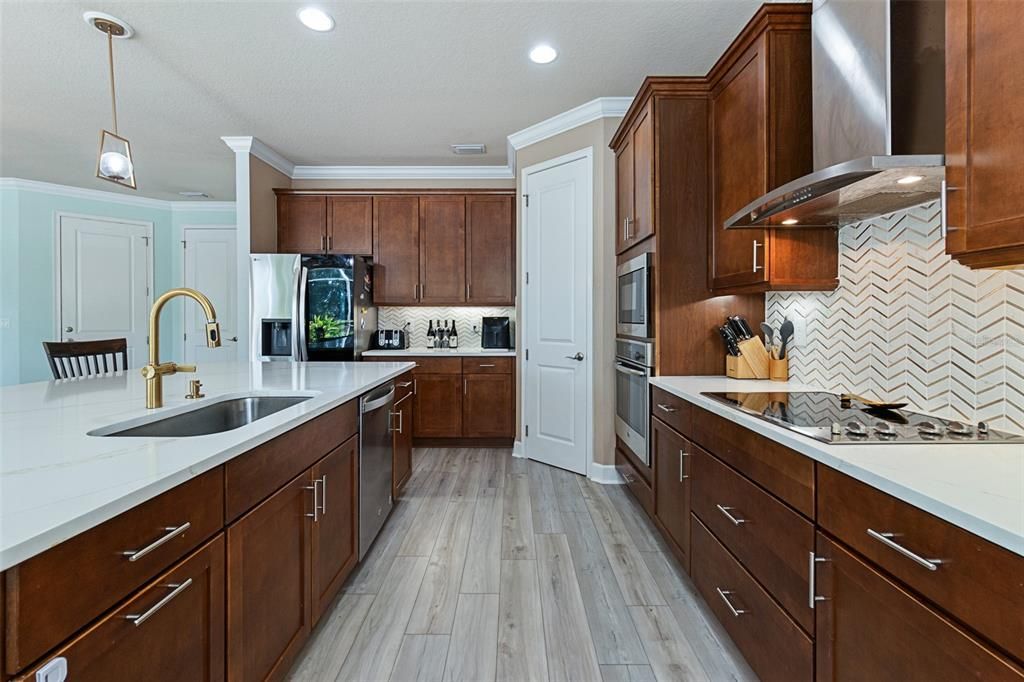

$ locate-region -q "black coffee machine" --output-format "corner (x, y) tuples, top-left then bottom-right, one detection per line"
(481, 317), (511, 349)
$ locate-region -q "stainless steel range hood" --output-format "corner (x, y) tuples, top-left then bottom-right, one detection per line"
(725, 0), (945, 229)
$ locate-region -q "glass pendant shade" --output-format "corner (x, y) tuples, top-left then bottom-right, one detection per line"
(96, 129), (135, 188)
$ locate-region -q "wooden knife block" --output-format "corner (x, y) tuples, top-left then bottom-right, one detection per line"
(725, 337), (771, 379)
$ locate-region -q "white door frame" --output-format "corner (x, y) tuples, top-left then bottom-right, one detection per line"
(180, 223), (236, 359)
(519, 146), (595, 478)
(53, 212), (154, 341)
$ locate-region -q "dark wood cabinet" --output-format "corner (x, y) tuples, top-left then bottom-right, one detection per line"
(419, 196), (466, 303)
(310, 435), (359, 625)
(16, 537), (226, 682)
(707, 6), (838, 293)
(327, 196), (373, 255)
(462, 373), (514, 438)
(466, 196), (514, 304)
(615, 100), (654, 253)
(413, 374), (463, 438)
(372, 196), (421, 304)
(652, 416), (690, 568)
(945, 0), (1024, 268)
(277, 195), (327, 253)
(227, 472), (313, 682)
(814, 533), (1024, 681)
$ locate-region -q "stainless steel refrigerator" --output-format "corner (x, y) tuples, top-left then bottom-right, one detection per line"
(249, 254), (377, 362)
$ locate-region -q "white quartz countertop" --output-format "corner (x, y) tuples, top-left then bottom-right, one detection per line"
(650, 376), (1024, 556)
(362, 349), (516, 357)
(0, 360), (415, 571)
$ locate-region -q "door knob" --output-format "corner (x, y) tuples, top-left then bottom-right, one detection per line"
(227, 336), (238, 342)
(65, 326), (74, 333)
(565, 352), (585, 361)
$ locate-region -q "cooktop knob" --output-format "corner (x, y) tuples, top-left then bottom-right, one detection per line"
(831, 422), (843, 436)
(978, 421), (990, 435)
(947, 421), (973, 436)
(874, 421), (897, 438)
(918, 420), (943, 437)
(845, 420), (868, 436)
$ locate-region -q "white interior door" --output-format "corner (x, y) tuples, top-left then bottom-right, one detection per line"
(183, 227), (237, 364)
(59, 214), (152, 369)
(522, 150), (592, 475)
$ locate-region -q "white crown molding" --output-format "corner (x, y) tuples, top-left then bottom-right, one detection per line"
(291, 164), (514, 180)
(221, 136), (295, 177)
(0, 177), (235, 212)
(507, 96), (634, 151)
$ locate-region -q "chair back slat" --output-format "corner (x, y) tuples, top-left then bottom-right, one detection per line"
(42, 339), (129, 380)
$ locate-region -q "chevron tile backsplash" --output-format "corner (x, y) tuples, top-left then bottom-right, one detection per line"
(378, 306), (516, 349)
(766, 202), (1024, 434)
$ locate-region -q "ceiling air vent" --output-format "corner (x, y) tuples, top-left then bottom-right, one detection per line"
(450, 144), (486, 155)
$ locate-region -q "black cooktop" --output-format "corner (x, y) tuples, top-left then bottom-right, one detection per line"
(701, 391), (1024, 444)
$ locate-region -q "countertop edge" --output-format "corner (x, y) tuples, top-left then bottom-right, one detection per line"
(649, 376), (1024, 557)
(362, 350), (516, 357)
(0, 362), (416, 571)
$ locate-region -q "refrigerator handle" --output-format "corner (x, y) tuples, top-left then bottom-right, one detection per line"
(295, 266), (309, 361)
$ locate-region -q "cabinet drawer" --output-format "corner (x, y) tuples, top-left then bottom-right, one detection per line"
(411, 357), (463, 375)
(818, 467), (1024, 661)
(461, 356), (513, 374)
(4, 468), (224, 674)
(616, 446), (653, 517)
(15, 535), (225, 682)
(690, 406), (814, 518)
(692, 447), (814, 632)
(224, 400), (357, 521)
(692, 518), (813, 682)
(650, 386), (690, 436)
(815, 533), (1024, 681)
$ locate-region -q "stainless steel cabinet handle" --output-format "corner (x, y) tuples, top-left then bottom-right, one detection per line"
(716, 504), (747, 526)
(716, 588), (746, 617)
(413, 379), (417, 395)
(397, 407), (404, 434)
(122, 522), (191, 562)
(327, 234), (333, 250)
(808, 552), (828, 609)
(320, 474), (327, 515)
(478, 363), (496, 368)
(623, 217), (629, 241)
(464, 378), (468, 395)
(305, 480), (320, 522)
(656, 403), (678, 413)
(678, 449), (690, 482)
(752, 240), (763, 273)
(124, 579), (193, 627)
(321, 234), (326, 251)
(866, 529), (942, 571)
(940, 181), (959, 238)
(398, 381), (413, 388)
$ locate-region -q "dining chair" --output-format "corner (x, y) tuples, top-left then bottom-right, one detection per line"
(42, 338), (129, 379)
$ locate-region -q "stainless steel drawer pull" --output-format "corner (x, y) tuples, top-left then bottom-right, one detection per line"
(478, 363), (496, 368)
(320, 475), (327, 515)
(122, 522), (191, 562)
(656, 403), (678, 413)
(124, 578), (193, 627)
(716, 504), (747, 526)
(716, 588), (746, 617)
(398, 381), (413, 388)
(867, 529), (942, 571)
(305, 480), (321, 522)
(678, 449), (689, 482)
(808, 552), (828, 609)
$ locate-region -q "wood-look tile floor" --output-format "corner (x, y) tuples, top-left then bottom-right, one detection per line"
(288, 448), (756, 682)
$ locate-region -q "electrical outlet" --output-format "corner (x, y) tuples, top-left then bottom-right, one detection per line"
(791, 316), (807, 348)
(36, 657), (68, 682)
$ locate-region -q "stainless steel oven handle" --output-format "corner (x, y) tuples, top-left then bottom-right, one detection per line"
(615, 363), (647, 377)
(362, 386), (397, 413)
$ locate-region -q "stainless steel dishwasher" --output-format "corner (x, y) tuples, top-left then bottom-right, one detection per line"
(359, 381), (395, 559)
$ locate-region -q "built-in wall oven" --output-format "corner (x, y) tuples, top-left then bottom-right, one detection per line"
(615, 338), (654, 465)
(616, 253), (652, 338)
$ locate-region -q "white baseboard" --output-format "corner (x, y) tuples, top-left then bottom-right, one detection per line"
(588, 461), (623, 484)
(512, 440), (525, 458)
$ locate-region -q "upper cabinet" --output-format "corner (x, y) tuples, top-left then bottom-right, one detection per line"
(276, 193), (373, 255)
(708, 6), (838, 293)
(616, 100), (655, 254)
(276, 190), (515, 306)
(945, 0), (1024, 269)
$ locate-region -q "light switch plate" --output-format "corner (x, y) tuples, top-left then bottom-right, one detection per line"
(791, 316), (807, 348)
(36, 657), (68, 682)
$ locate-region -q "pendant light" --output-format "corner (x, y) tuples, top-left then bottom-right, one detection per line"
(86, 12), (136, 189)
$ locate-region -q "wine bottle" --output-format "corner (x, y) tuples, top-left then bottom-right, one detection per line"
(441, 319), (450, 349)
(426, 320), (435, 349)
(450, 321), (459, 348)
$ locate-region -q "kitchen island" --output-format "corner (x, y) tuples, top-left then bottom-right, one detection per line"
(0, 360), (414, 681)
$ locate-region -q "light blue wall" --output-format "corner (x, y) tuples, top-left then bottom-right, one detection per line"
(0, 183), (235, 385)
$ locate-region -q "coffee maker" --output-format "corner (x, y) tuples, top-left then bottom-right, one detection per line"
(481, 317), (511, 349)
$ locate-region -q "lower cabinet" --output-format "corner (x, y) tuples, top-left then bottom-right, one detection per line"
(310, 435), (359, 624)
(18, 536), (226, 682)
(463, 373), (514, 437)
(227, 473), (314, 682)
(651, 416), (690, 567)
(813, 533), (1024, 681)
(414, 374), (463, 437)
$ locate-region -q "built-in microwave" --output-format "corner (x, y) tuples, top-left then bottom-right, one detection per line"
(616, 253), (652, 339)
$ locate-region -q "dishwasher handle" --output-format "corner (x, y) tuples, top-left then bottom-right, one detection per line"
(362, 384), (396, 413)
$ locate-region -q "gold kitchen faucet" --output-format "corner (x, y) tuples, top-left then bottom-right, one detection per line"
(141, 288), (221, 408)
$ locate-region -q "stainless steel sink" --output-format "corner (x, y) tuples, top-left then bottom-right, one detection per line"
(93, 395), (312, 437)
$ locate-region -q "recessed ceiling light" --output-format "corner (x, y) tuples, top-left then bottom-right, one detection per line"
(781, 218), (799, 225)
(897, 175), (923, 185)
(297, 7), (334, 32)
(529, 44), (558, 64)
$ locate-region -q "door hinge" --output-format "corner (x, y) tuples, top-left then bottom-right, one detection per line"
(182, 240), (187, 248)
(524, 194), (529, 207)
(525, 425), (529, 437)
(525, 272), (529, 285)
(142, 236), (150, 246)
(146, 286), (150, 296)
(525, 349), (529, 361)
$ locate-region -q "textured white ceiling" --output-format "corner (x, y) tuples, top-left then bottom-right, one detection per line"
(1, 0), (769, 200)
